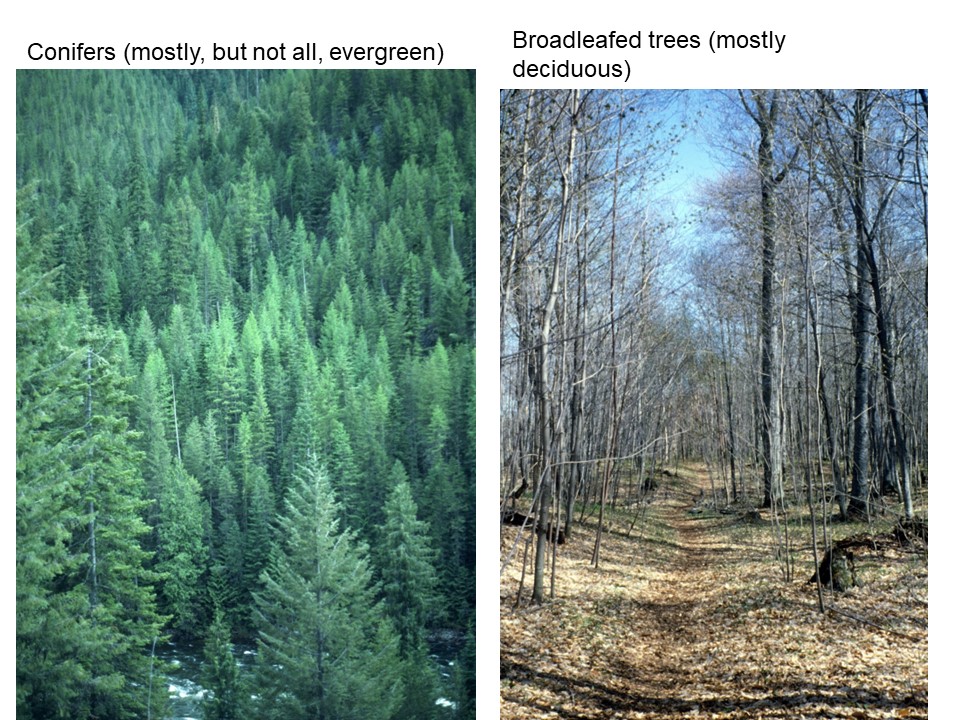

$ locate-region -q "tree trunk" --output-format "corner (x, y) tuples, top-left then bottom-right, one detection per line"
(86, 346), (99, 609)
(720, 320), (738, 503)
(742, 90), (786, 509)
(533, 90), (578, 604)
(849, 89), (913, 518)
(849, 95), (873, 516)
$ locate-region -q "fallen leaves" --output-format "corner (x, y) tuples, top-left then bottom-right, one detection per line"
(501, 467), (928, 719)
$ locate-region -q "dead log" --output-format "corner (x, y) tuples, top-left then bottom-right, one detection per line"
(894, 516), (927, 546)
(501, 510), (565, 544)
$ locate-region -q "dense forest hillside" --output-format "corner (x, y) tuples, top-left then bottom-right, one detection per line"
(17, 69), (475, 720)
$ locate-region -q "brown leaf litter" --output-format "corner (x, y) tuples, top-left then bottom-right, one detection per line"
(501, 467), (927, 719)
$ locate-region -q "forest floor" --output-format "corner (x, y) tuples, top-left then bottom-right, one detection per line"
(500, 465), (928, 719)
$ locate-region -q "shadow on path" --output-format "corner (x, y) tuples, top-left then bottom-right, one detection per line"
(502, 654), (927, 719)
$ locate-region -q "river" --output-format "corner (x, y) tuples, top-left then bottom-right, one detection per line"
(156, 633), (463, 719)
(154, 640), (257, 720)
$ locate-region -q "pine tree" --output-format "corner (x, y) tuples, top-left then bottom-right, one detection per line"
(79, 175), (120, 321)
(431, 250), (471, 344)
(197, 229), (231, 326)
(453, 620), (476, 719)
(378, 474), (440, 656)
(205, 300), (244, 450)
(377, 471), (447, 720)
(236, 413), (275, 616)
(160, 303), (202, 424)
(135, 347), (174, 530)
(160, 181), (197, 307)
(396, 648), (444, 720)
(433, 128), (465, 264)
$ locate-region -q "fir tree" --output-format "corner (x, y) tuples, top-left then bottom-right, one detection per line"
(156, 463), (207, 636)
(202, 609), (245, 720)
(378, 473), (440, 655)
(378, 473), (445, 719)
(18, 235), (165, 718)
(253, 458), (403, 720)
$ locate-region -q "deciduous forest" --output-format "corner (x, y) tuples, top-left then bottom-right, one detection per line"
(500, 89), (928, 718)
(17, 69), (475, 720)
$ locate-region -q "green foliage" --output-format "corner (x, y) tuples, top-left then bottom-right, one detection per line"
(156, 463), (208, 636)
(431, 251), (472, 344)
(253, 459), (403, 720)
(202, 610), (246, 720)
(18, 69), (475, 717)
(17, 207), (165, 718)
(378, 476), (440, 656)
(134, 347), (174, 527)
(395, 645), (445, 720)
(454, 620), (477, 719)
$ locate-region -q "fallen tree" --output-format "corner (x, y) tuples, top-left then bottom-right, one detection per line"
(502, 510), (565, 545)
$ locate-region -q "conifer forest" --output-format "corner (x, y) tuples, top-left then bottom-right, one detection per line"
(17, 69), (475, 720)
(500, 90), (928, 718)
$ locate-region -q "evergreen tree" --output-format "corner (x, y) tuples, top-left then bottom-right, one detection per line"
(79, 175), (120, 321)
(377, 474), (441, 720)
(197, 228), (231, 326)
(160, 303), (202, 424)
(125, 138), (154, 231)
(201, 610), (245, 720)
(236, 413), (275, 615)
(160, 181), (197, 307)
(421, 458), (469, 623)
(379, 478), (437, 655)
(135, 348), (174, 529)
(17, 242), (164, 718)
(431, 250), (471, 344)
(433, 129), (465, 264)
(396, 647), (444, 720)
(253, 458), (402, 720)
(205, 300), (244, 450)
(453, 620), (476, 719)
(156, 463), (207, 636)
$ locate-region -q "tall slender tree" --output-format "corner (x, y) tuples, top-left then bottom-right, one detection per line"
(739, 90), (799, 508)
(253, 458), (402, 720)
(18, 220), (164, 718)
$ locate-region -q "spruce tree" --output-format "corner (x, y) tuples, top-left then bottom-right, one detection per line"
(378, 474), (440, 655)
(156, 463), (207, 637)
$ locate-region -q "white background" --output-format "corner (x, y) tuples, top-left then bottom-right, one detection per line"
(5, 3), (952, 716)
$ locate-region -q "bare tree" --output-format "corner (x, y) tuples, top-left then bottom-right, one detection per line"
(739, 90), (801, 509)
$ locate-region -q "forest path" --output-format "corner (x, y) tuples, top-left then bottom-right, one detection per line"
(500, 465), (928, 719)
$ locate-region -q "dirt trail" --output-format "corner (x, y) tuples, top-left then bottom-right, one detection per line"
(500, 467), (928, 719)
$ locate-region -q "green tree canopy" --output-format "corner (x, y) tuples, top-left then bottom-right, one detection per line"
(253, 458), (403, 720)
